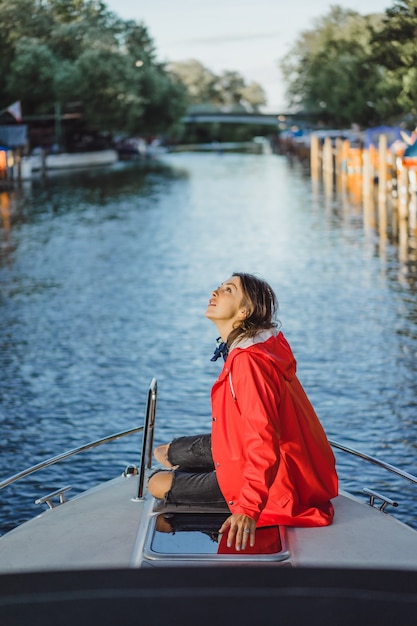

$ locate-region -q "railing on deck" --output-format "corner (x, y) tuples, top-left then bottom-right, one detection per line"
(329, 439), (417, 487)
(0, 377), (416, 518)
(329, 438), (417, 512)
(0, 378), (157, 494)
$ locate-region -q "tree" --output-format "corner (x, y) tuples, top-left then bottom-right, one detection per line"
(136, 67), (188, 136)
(167, 60), (219, 105)
(0, 0), (188, 138)
(279, 5), (387, 126)
(240, 82), (267, 112)
(1, 0), (269, 139)
(168, 60), (267, 111)
(370, 0), (417, 120)
(0, 0), (50, 99)
(6, 38), (57, 112)
(74, 47), (140, 131)
(215, 71), (246, 108)
(122, 19), (158, 65)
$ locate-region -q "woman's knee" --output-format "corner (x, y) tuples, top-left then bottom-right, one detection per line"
(154, 443), (173, 468)
(148, 470), (174, 499)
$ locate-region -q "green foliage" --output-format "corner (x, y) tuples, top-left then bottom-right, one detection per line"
(370, 0), (417, 117)
(0, 0), (188, 137)
(6, 38), (57, 111)
(278, 3), (416, 127)
(168, 60), (267, 112)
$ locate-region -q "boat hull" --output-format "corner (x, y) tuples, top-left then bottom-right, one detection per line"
(0, 565), (417, 626)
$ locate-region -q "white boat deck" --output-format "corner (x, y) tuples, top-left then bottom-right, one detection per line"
(1, 473), (416, 573)
(288, 490), (417, 569)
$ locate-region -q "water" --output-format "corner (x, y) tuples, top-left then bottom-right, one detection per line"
(1, 152), (416, 535)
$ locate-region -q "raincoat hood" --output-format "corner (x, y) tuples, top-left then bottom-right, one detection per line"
(229, 330), (296, 382)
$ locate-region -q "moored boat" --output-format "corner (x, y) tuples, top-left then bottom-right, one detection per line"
(0, 379), (417, 624)
(29, 149), (118, 172)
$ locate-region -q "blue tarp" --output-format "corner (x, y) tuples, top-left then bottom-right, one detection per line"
(0, 125), (27, 147)
(364, 126), (403, 148)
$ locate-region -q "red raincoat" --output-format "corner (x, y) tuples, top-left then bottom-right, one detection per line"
(211, 332), (338, 527)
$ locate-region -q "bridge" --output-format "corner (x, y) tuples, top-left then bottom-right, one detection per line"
(181, 110), (318, 128)
(182, 111), (286, 126)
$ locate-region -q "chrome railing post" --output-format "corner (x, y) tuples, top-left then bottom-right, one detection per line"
(137, 378), (157, 499)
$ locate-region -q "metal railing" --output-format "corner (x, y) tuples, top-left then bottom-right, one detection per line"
(0, 426), (144, 492)
(329, 439), (417, 487)
(0, 378), (158, 493)
(0, 380), (416, 516)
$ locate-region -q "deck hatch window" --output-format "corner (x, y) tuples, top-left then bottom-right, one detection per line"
(143, 512), (290, 563)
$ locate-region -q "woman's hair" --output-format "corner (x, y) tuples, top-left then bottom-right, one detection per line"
(227, 272), (279, 346)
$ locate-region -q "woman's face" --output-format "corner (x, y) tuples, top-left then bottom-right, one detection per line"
(205, 276), (247, 327)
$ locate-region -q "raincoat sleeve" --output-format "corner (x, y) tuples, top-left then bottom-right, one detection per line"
(230, 352), (281, 520)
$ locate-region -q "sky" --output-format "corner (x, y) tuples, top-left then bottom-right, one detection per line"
(105, 0), (392, 112)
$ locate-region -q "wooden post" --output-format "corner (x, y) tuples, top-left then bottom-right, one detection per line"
(362, 148), (374, 228)
(335, 138), (344, 195)
(310, 134), (320, 180)
(347, 147), (362, 205)
(398, 216), (408, 262)
(322, 137), (333, 175)
(362, 148), (370, 197)
(0, 190), (11, 231)
(0, 149), (6, 184)
(408, 169), (417, 235)
(377, 135), (388, 239)
(339, 140), (349, 194)
(369, 143), (376, 202)
(398, 161), (409, 222)
(395, 157), (409, 259)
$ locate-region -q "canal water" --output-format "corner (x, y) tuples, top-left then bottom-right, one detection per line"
(0, 152), (416, 535)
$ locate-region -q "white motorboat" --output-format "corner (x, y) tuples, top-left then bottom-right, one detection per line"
(0, 378), (417, 625)
(29, 149), (118, 172)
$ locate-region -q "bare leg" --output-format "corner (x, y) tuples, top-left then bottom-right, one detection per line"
(148, 470), (174, 499)
(154, 443), (178, 468)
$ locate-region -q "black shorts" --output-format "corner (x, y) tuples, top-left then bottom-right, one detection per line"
(152, 433), (227, 507)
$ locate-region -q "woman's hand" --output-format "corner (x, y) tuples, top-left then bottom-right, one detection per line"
(218, 513), (256, 551)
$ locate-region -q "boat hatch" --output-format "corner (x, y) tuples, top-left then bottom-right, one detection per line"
(143, 512), (290, 563)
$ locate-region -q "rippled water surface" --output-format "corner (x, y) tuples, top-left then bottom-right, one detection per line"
(1, 152), (416, 534)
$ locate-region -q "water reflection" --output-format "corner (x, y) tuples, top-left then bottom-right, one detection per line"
(312, 162), (417, 293)
(152, 512), (283, 557)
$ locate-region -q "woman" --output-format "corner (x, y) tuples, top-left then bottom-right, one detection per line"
(148, 273), (338, 551)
